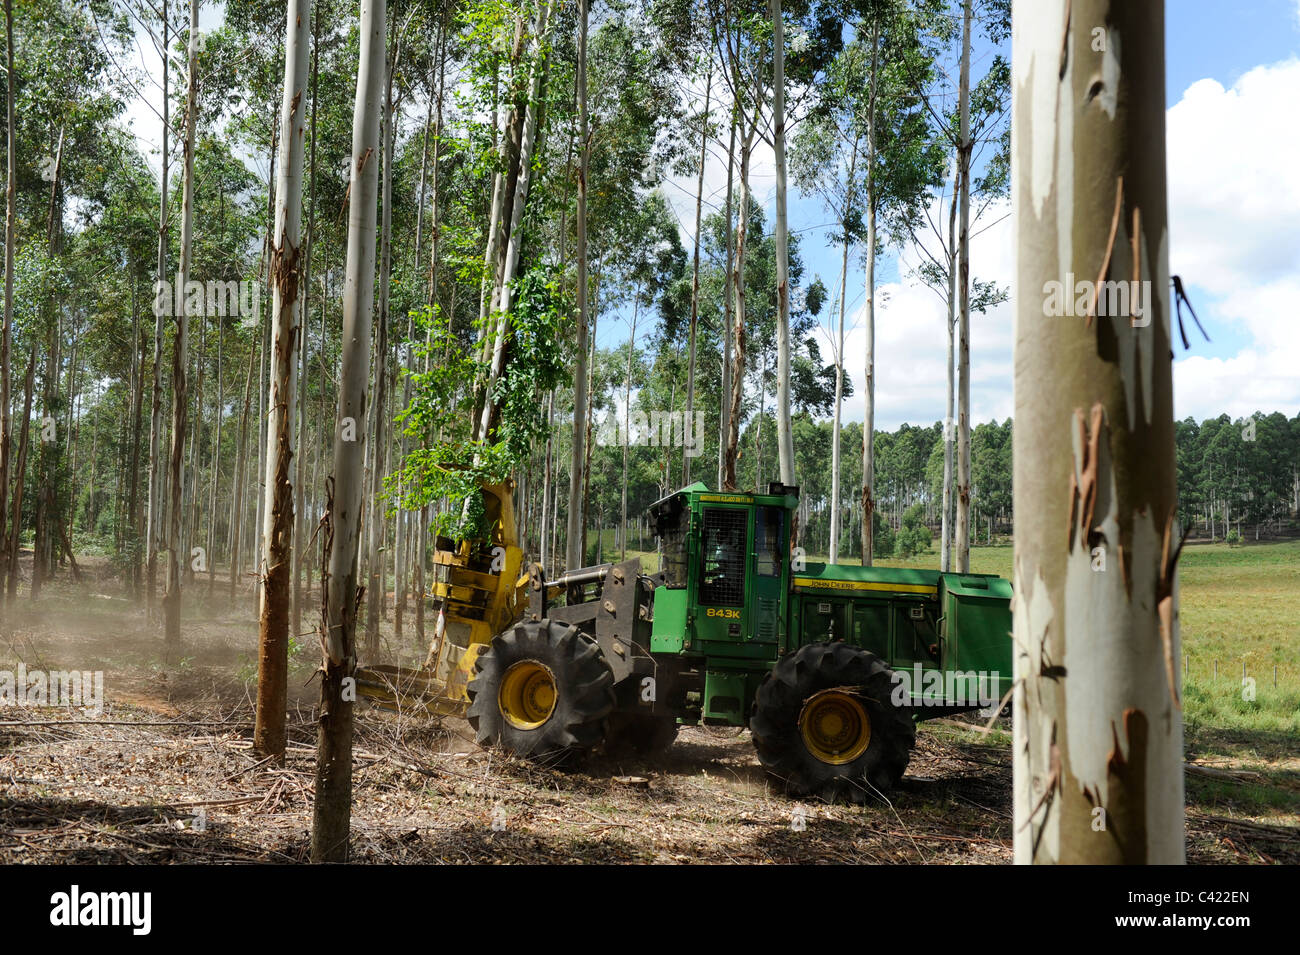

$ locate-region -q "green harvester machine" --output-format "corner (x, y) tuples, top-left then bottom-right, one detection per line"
(463, 481), (1013, 802)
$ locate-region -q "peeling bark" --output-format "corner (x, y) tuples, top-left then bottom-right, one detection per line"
(1012, 0), (1183, 864)
(256, 0), (311, 762)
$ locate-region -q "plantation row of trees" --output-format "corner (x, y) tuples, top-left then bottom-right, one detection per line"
(0, 0), (1014, 859)
(0, 0), (1013, 631)
(1175, 412), (1300, 541)
(588, 407), (1300, 564)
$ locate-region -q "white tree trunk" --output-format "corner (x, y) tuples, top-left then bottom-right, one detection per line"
(364, 47), (397, 659)
(621, 295), (638, 560)
(955, 0), (973, 573)
(771, 0), (794, 488)
(717, 110), (736, 490)
(164, 0), (199, 654)
(565, 0), (589, 570)
(941, 173), (957, 572)
(828, 143), (857, 564)
(314, 0), (385, 865)
(1012, 0), (1183, 864)
(860, 18), (879, 567)
(724, 122), (757, 491)
(255, 0), (311, 761)
(683, 71), (710, 487)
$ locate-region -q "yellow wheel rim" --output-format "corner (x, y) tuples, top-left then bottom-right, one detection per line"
(799, 690), (871, 765)
(498, 661), (558, 730)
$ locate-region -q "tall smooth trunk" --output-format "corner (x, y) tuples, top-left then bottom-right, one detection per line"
(146, 0), (169, 613)
(828, 142), (857, 564)
(230, 353), (254, 598)
(313, 0), (384, 865)
(771, 0), (794, 488)
(955, 0), (973, 573)
(0, 0), (14, 602)
(621, 295), (638, 560)
(860, 19), (879, 566)
(564, 0), (589, 571)
(294, 8), (321, 645)
(941, 175), (958, 572)
(164, 0), (200, 655)
(683, 71), (710, 487)
(1012, 0), (1182, 863)
(717, 110), (736, 490)
(207, 317), (222, 596)
(6, 349), (32, 597)
(724, 126), (756, 491)
(364, 49), (396, 659)
(256, 0), (311, 762)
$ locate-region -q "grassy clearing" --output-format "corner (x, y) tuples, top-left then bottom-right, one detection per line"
(797, 538), (1300, 676)
(631, 534), (1300, 686)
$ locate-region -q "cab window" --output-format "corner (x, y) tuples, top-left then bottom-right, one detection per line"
(755, 506), (785, 577)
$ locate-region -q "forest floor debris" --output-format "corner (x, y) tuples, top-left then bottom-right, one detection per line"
(1, 560), (1296, 864)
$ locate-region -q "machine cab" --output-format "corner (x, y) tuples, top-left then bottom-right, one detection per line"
(648, 483), (798, 654)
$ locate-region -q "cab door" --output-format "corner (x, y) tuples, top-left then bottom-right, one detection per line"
(694, 504), (750, 644)
(749, 505), (786, 644)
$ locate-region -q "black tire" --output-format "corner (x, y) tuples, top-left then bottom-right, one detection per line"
(467, 619), (614, 767)
(602, 713), (679, 758)
(751, 642), (915, 802)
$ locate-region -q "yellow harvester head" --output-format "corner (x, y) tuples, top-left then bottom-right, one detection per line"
(356, 480), (529, 717)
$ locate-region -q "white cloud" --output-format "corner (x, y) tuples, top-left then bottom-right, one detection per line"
(835, 199), (1015, 431)
(840, 55), (1300, 431)
(1167, 58), (1300, 420)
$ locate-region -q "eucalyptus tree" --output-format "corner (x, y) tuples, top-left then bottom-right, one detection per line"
(710, 0), (769, 490)
(708, 0), (837, 490)
(0, 0), (14, 600)
(5, 0), (125, 597)
(858, 2), (945, 566)
(791, 44), (866, 561)
(255, 0), (312, 762)
(315, 0), (386, 866)
(1012, 0), (1183, 863)
(908, 0), (1008, 571)
(789, 3), (942, 562)
(567, 0), (590, 570)
(161, 0), (200, 655)
(75, 129), (164, 597)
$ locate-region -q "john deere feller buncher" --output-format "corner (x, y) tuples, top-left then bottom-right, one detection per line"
(360, 481), (1013, 800)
